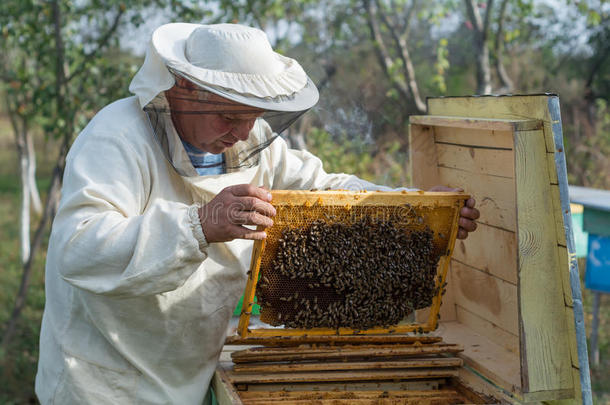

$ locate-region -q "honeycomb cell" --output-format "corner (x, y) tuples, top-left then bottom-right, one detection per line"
(255, 204), (450, 330)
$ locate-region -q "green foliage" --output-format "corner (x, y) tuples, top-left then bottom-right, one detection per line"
(0, 0), (211, 142)
(0, 137), (51, 403)
(432, 38), (449, 93)
(0, 0), (608, 401)
(567, 99), (610, 189)
(305, 128), (408, 187)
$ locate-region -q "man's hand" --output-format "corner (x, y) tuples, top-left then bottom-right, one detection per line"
(199, 184), (276, 243)
(428, 185), (480, 240)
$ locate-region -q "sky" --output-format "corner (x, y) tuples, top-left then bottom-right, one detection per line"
(118, 0), (607, 58)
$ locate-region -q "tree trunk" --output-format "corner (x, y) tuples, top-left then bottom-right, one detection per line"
(476, 44), (492, 94)
(1, 141), (66, 351)
(364, 0), (427, 113)
(17, 129), (31, 264)
(2, 0), (127, 352)
(494, 0), (513, 94)
(465, 0), (493, 94)
(27, 133), (42, 215)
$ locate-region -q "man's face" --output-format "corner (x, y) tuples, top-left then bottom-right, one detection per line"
(165, 77), (265, 154)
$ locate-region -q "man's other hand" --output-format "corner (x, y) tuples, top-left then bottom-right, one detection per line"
(428, 185), (479, 240)
(199, 184), (276, 242)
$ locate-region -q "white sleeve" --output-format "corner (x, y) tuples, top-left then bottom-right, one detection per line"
(50, 131), (208, 298)
(268, 136), (418, 191)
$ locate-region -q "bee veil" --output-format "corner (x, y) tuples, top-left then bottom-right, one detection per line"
(129, 23), (319, 176)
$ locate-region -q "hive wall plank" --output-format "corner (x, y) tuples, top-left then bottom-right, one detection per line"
(409, 115), (541, 132)
(409, 124), (440, 190)
(551, 184), (568, 246)
(427, 96), (554, 151)
(437, 167), (516, 232)
(452, 223), (518, 285)
(548, 152), (559, 184)
(515, 129), (573, 395)
(450, 261), (519, 335)
(563, 301), (580, 370)
(455, 305), (520, 355)
(433, 126), (514, 149)
(437, 321), (521, 394)
(542, 366), (583, 404)
(436, 142), (515, 178)
(557, 246), (575, 309)
(213, 365), (244, 405)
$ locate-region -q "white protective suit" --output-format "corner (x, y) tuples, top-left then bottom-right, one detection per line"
(35, 43), (394, 404)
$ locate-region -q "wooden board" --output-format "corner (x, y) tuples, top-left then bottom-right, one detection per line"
(264, 189), (468, 206)
(238, 379), (446, 393)
(437, 166), (516, 232)
(436, 142), (515, 178)
(231, 344), (464, 363)
(212, 365), (244, 405)
(557, 246), (574, 307)
(226, 335), (443, 347)
(548, 152), (559, 184)
(455, 304), (519, 355)
(514, 129), (574, 396)
(450, 260), (519, 335)
(433, 126), (514, 149)
(409, 124), (440, 189)
(436, 321), (521, 394)
(239, 390), (467, 404)
(551, 184), (568, 246)
(241, 397), (465, 405)
(426, 95), (556, 152)
(409, 115), (541, 132)
(452, 223), (518, 285)
(226, 368), (460, 384)
(233, 357), (463, 373)
(239, 389), (463, 400)
(238, 389), (463, 399)
(456, 366), (522, 404)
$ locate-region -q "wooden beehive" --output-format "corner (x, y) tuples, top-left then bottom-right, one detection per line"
(238, 190), (468, 337)
(213, 94), (591, 405)
(408, 94), (589, 403)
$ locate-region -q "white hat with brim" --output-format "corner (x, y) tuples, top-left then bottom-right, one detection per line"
(130, 23), (319, 112)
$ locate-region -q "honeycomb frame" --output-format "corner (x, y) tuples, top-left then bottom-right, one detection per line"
(238, 190), (468, 338)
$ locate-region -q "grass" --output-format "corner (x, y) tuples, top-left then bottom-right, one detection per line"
(0, 123), (608, 404)
(0, 129), (54, 404)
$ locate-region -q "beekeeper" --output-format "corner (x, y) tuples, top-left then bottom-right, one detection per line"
(36, 23), (479, 404)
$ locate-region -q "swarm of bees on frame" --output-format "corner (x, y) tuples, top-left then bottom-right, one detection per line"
(256, 212), (442, 330)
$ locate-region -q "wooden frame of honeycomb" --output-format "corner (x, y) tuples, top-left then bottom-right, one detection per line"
(238, 190), (468, 338)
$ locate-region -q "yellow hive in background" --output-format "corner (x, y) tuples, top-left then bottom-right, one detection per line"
(238, 190), (468, 338)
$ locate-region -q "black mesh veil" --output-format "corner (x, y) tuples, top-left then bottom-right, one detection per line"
(142, 72), (316, 177)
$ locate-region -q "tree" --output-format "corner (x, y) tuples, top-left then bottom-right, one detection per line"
(364, 0), (428, 112)
(0, 0), (209, 352)
(464, 0), (494, 94)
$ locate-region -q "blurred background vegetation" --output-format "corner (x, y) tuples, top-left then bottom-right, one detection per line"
(0, 0), (608, 403)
